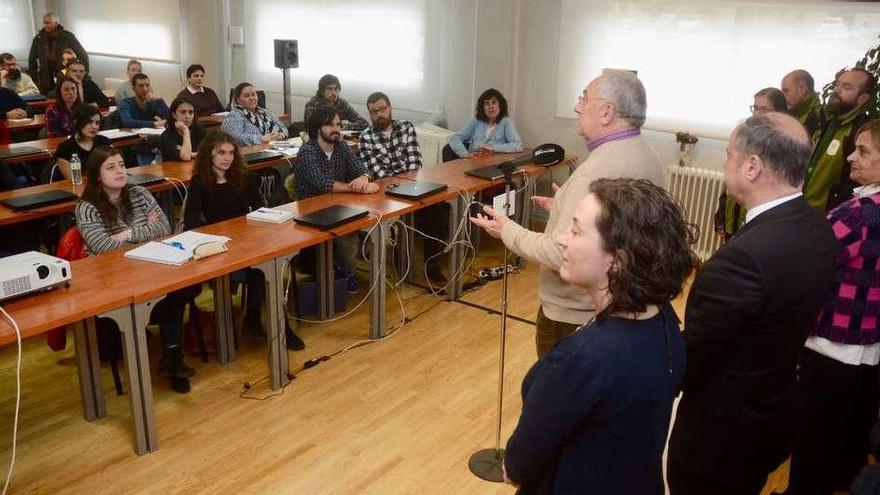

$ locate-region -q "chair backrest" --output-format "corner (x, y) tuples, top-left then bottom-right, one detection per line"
(56, 226), (86, 261)
(227, 88), (266, 111)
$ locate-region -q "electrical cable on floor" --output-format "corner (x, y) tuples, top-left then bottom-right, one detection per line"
(0, 305), (22, 495)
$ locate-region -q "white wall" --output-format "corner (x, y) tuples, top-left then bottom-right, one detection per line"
(514, 0), (728, 173)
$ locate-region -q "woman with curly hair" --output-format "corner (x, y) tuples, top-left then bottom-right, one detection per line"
(503, 178), (696, 494)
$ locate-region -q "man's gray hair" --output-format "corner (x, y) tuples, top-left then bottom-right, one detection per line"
(732, 112), (812, 187)
(596, 69), (647, 128)
(43, 12), (58, 22)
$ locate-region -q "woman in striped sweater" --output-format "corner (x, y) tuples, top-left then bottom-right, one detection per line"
(74, 145), (199, 393)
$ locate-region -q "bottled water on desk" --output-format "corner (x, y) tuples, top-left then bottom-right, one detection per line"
(70, 153), (82, 186)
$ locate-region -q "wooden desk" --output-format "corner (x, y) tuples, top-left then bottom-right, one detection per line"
(0, 133), (141, 165)
(7, 114), (45, 133)
(25, 98), (54, 113)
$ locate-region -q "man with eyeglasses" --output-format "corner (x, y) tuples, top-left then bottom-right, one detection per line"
(0, 53), (40, 97)
(803, 68), (876, 212)
(470, 70), (663, 356)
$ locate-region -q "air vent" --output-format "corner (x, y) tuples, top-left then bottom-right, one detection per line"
(2, 275), (31, 297)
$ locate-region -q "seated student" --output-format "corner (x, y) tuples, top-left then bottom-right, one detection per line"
(45, 76), (80, 137)
(118, 73), (169, 129)
(53, 48), (77, 83)
(358, 92), (421, 177)
(176, 64), (224, 116)
(74, 145), (199, 393)
(159, 96), (206, 161)
(303, 74), (368, 131)
(449, 88), (523, 158)
(183, 130), (305, 350)
(297, 106), (379, 292)
(0, 159), (22, 191)
(63, 59), (109, 108)
(0, 53), (40, 97)
(54, 104), (111, 180)
(115, 59), (143, 102)
(0, 86), (29, 120)
(221, 82), (287, 146)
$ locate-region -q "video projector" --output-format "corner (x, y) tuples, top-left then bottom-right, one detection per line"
(0, 251), (71, 301)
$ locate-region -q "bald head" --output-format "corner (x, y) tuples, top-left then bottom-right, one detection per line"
(732, 112), (811, 187)
(781, 70), (815, 110)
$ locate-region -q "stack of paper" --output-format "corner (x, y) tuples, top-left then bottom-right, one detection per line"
(247, 207), (295, 224)
(98, 129), (137, 140)
(134, 128), (164, 136)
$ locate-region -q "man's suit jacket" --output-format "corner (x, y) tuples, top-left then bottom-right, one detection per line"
(669, 196), (837, 480)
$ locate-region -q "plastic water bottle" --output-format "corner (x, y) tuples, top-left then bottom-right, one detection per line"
(70, 153), (82, 186)
(153, 149), (163, 164)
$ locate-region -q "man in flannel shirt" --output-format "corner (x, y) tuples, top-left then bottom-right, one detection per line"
(296, 106), (378, 292)
(358, 92), (422, 177)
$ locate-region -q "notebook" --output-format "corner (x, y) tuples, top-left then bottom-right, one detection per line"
(293, 205), (369, 230)
(0, 146), (43, 160)
(1, 190), (78, 211)
(385, 181), (448, 201)
(124, 231), (231, 266)
(244, 150), (284, 164)
(246, 207), (295, 224)
(127, 173), (166, 187)
(464, 164), (525, 181)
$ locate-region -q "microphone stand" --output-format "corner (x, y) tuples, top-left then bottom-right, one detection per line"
(468, 161), (517, 482)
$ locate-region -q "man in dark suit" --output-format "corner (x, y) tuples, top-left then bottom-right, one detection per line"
(667, 112), (838, 495)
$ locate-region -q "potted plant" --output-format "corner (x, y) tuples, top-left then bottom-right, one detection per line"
(675, 131), (699, 166)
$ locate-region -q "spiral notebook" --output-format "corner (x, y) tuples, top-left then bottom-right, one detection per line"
(124, 231), (231, 266)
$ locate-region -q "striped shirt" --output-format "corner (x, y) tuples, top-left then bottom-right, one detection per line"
(74, 185), (171, 255)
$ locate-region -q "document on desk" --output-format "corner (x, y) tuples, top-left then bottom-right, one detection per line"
(134, 128), (164, 136)
(98, 129), (138, 140)
(247, 207), (295, 224)
(124, 231), (231, 265)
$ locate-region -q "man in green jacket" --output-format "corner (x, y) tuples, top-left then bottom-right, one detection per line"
(782, 69), (823, 137)
(803, 68), (875, 212)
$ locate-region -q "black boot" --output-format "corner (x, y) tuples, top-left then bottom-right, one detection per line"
(286, 326), (305, 351)
(159, 347), (196, 378)
(169, 376), (191, 394)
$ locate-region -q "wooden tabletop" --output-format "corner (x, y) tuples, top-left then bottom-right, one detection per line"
(0, 249), (137, 345)
(25, 98), (54, 113)
(7, 114), (46, 132)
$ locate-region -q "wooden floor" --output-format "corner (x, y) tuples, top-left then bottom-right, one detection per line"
(0, 238), (789, 494)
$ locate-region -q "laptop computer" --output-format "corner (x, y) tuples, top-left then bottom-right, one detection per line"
(0, 146), (44, 160)
(244, 150), (284, 164)
(293, 205), (369, 230)
(127, 173), (166, 187)
(385, 181), (448, 201)
(21, 94), (47, 102)
(464, 164), (525, 181)
(1, 190), (78, 211)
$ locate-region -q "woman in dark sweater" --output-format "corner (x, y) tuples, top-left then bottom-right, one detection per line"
(501, 179), (696, 494)
(54, 104), (111, 181)
(45, 76), (80, 137)
(183, 130), (305, 350)
(159, 96), (206, 161)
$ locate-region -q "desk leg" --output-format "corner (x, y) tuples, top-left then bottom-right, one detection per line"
(369, 222), (388, 339)
(72, 318), (106, 421)
(102, 302), (158, 456)
(394, 213), (414, 284)
(446, 196), (468, 300)
(254, 254), (295, 391)
(212, 274), (235, 364)
(317, 242), (333, 319)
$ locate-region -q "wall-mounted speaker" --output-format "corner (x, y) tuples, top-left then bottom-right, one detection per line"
(274, 39), (299, 69)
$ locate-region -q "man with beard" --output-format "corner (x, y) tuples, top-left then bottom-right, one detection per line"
(0, 53), (40, 97)
(358, 92), (421, 177)
(303, 74), (369, 131)
(27, 12), (88, 94)
(296, 106), (379, 292)
(803, 68), (876, 211)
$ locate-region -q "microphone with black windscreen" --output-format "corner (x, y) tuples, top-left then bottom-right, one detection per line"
(496, 143), (566, 174)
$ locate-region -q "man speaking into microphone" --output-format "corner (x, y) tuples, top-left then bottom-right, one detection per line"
(471, 70), (664, 356)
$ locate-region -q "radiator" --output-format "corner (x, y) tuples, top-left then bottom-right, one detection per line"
(665, 165), (726, 262)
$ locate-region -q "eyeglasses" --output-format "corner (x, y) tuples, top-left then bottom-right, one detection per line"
(749, 105), (774, 114)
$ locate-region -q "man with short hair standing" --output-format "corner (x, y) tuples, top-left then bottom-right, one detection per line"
(470, 70), (664, 356)
(803, 68), (876, 211)
(782, 69), (822, 136)
(28, 12), (88, 94)
(668, 112), (838, 495)
(176, 64), (225, 116)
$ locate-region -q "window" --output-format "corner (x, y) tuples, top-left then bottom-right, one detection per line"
(1, 0), (34, 61)
(557, 0), (880, 138)
(245, 0), (441, 114)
